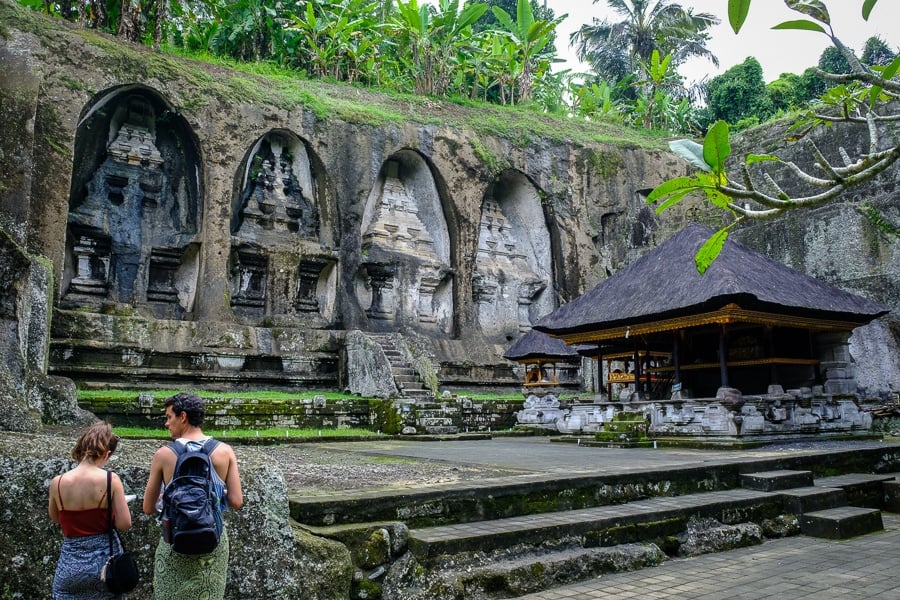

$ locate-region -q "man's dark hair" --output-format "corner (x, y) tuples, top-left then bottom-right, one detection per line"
(165, 392), (206, 427)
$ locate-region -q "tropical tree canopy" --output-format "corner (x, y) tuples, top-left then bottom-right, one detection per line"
(572, 0), (719, 82)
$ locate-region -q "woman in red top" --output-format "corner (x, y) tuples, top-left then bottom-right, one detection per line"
(49, 421), (133, 599)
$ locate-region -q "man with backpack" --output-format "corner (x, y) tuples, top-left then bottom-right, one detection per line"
(142, 392), (244, 599)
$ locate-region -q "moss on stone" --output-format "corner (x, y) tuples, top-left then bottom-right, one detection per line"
(586, 148), (623, 180)
(354, 577), (383, 599)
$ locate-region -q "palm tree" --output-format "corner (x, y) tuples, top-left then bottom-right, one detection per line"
(572, 0), (719, 82)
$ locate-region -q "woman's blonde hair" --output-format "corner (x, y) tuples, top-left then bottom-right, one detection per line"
(71, 421), (118, 462)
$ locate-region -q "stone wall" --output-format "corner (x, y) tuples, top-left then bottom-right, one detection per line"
(77, 391), (524, 434)
(0, 431), (352, 599)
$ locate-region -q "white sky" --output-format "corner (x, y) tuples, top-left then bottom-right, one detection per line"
(547, 0), (900, 83)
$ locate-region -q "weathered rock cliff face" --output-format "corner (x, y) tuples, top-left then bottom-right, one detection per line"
(730, 114), (900, 397)
(0, 0), (896, 425)
(0, 0), (688, 402)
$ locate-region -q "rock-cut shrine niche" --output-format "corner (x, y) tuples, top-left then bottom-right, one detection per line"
(63, 87), (202, 320)
(230, 131), (336, 325)
(475, 170), (554, 342)
(356, 154), (453, 334)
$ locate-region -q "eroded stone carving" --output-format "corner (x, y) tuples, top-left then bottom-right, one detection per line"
(515, 392), (565, 428)
(231, 132), (335, 324)
(474, 172), (553, 341)
(236, 137), (318, 239)
(63, 93), (200, 319)
(358, 158), (452, 332)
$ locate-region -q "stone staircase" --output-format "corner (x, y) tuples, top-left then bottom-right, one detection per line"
(291, 463), (899, 600)
(368, 333), (432, 401)
(739, 470), (887, 539)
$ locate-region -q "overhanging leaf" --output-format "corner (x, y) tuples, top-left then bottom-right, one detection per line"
(704, 188), (732, 210)
(772, 19), (827, 33)
(647, 176), (702, 203)
(668, 139), (711, 172)
(702, 121), (731, 175)
(728, 0), (751, 34)
(871, 55), (900, 105)
(695, 229), (729, 274)
(785, 0), (830, 24)
(653, 188), (692, 214)
(862, 0), (878, 20)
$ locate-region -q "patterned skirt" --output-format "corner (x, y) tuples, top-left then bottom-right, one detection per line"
(52, 533), (123, 600)
(153, 529), (229, 600)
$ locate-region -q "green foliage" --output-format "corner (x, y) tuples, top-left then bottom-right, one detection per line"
(655, 0), (899, 274)
(818, 45), (851, 75)
(705, 57), (772, 129)
(113, 425), (377, 438)
(766, 72), (804, 113)
(860, 35), (896, 67)
(488, 0), (565, 103)
(573, 0), (720, 83)
(372, 399), (404, 434)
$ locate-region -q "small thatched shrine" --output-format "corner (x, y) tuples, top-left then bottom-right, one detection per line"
(504, 328), (579, 386)
(503, 328), (580, 429)
(533, 224), (889, 438)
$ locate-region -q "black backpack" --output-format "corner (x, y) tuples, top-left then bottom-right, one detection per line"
(162, 438), (223, 555)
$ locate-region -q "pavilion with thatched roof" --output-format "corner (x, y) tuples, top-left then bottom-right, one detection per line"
(534, 224), (889, 409)
(504, 328), (579, 386)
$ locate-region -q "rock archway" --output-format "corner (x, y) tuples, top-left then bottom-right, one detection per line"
(62, 85), (203, 320)
(231, 130), (337, 326)
(475, 170), (555, 342)
(357, 151), (454, 334)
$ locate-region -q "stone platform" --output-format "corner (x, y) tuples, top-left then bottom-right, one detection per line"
(289, 437), (900, 600)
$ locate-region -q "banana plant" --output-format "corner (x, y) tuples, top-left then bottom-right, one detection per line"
(490, 0), (565, 102)
(392, 0), (487, 96)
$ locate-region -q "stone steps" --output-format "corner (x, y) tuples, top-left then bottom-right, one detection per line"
(448, 543), (666, 598)
(800, 506), (884, 539)
(739, 469), (892, 539)
(366, 333), (434, 401)
(814, 473), (896, 508)
(292, 465), (899, 600)
(885, 480), (900, 512)
(407, 488), (779, 563)
(393, 471), (893, 596)
(740, 469), (814, 491)
(780, 486), (847, 514)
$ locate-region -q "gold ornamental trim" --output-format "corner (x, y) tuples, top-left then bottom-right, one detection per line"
(553, 303), (859, 345)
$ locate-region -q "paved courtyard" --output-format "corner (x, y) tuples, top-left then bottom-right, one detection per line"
(515, 513), (900, 600)
(309, 437), (900, 599)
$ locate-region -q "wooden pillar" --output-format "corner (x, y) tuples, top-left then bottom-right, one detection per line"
(596, 346), (603, 397)
(673, 333), (682, 383)
(766, 325), (778, 385)
(633, 346), (642, 397)
(719, 324), (729, 388)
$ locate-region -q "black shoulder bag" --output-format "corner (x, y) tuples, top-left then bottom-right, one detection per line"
(100, 470), (139, 594)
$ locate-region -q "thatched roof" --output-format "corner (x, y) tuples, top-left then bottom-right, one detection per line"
(535, 224), (889, 336)
(503, 328), (580, 362)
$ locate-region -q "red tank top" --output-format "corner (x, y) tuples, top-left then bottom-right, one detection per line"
(56, 476), (113, 537)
